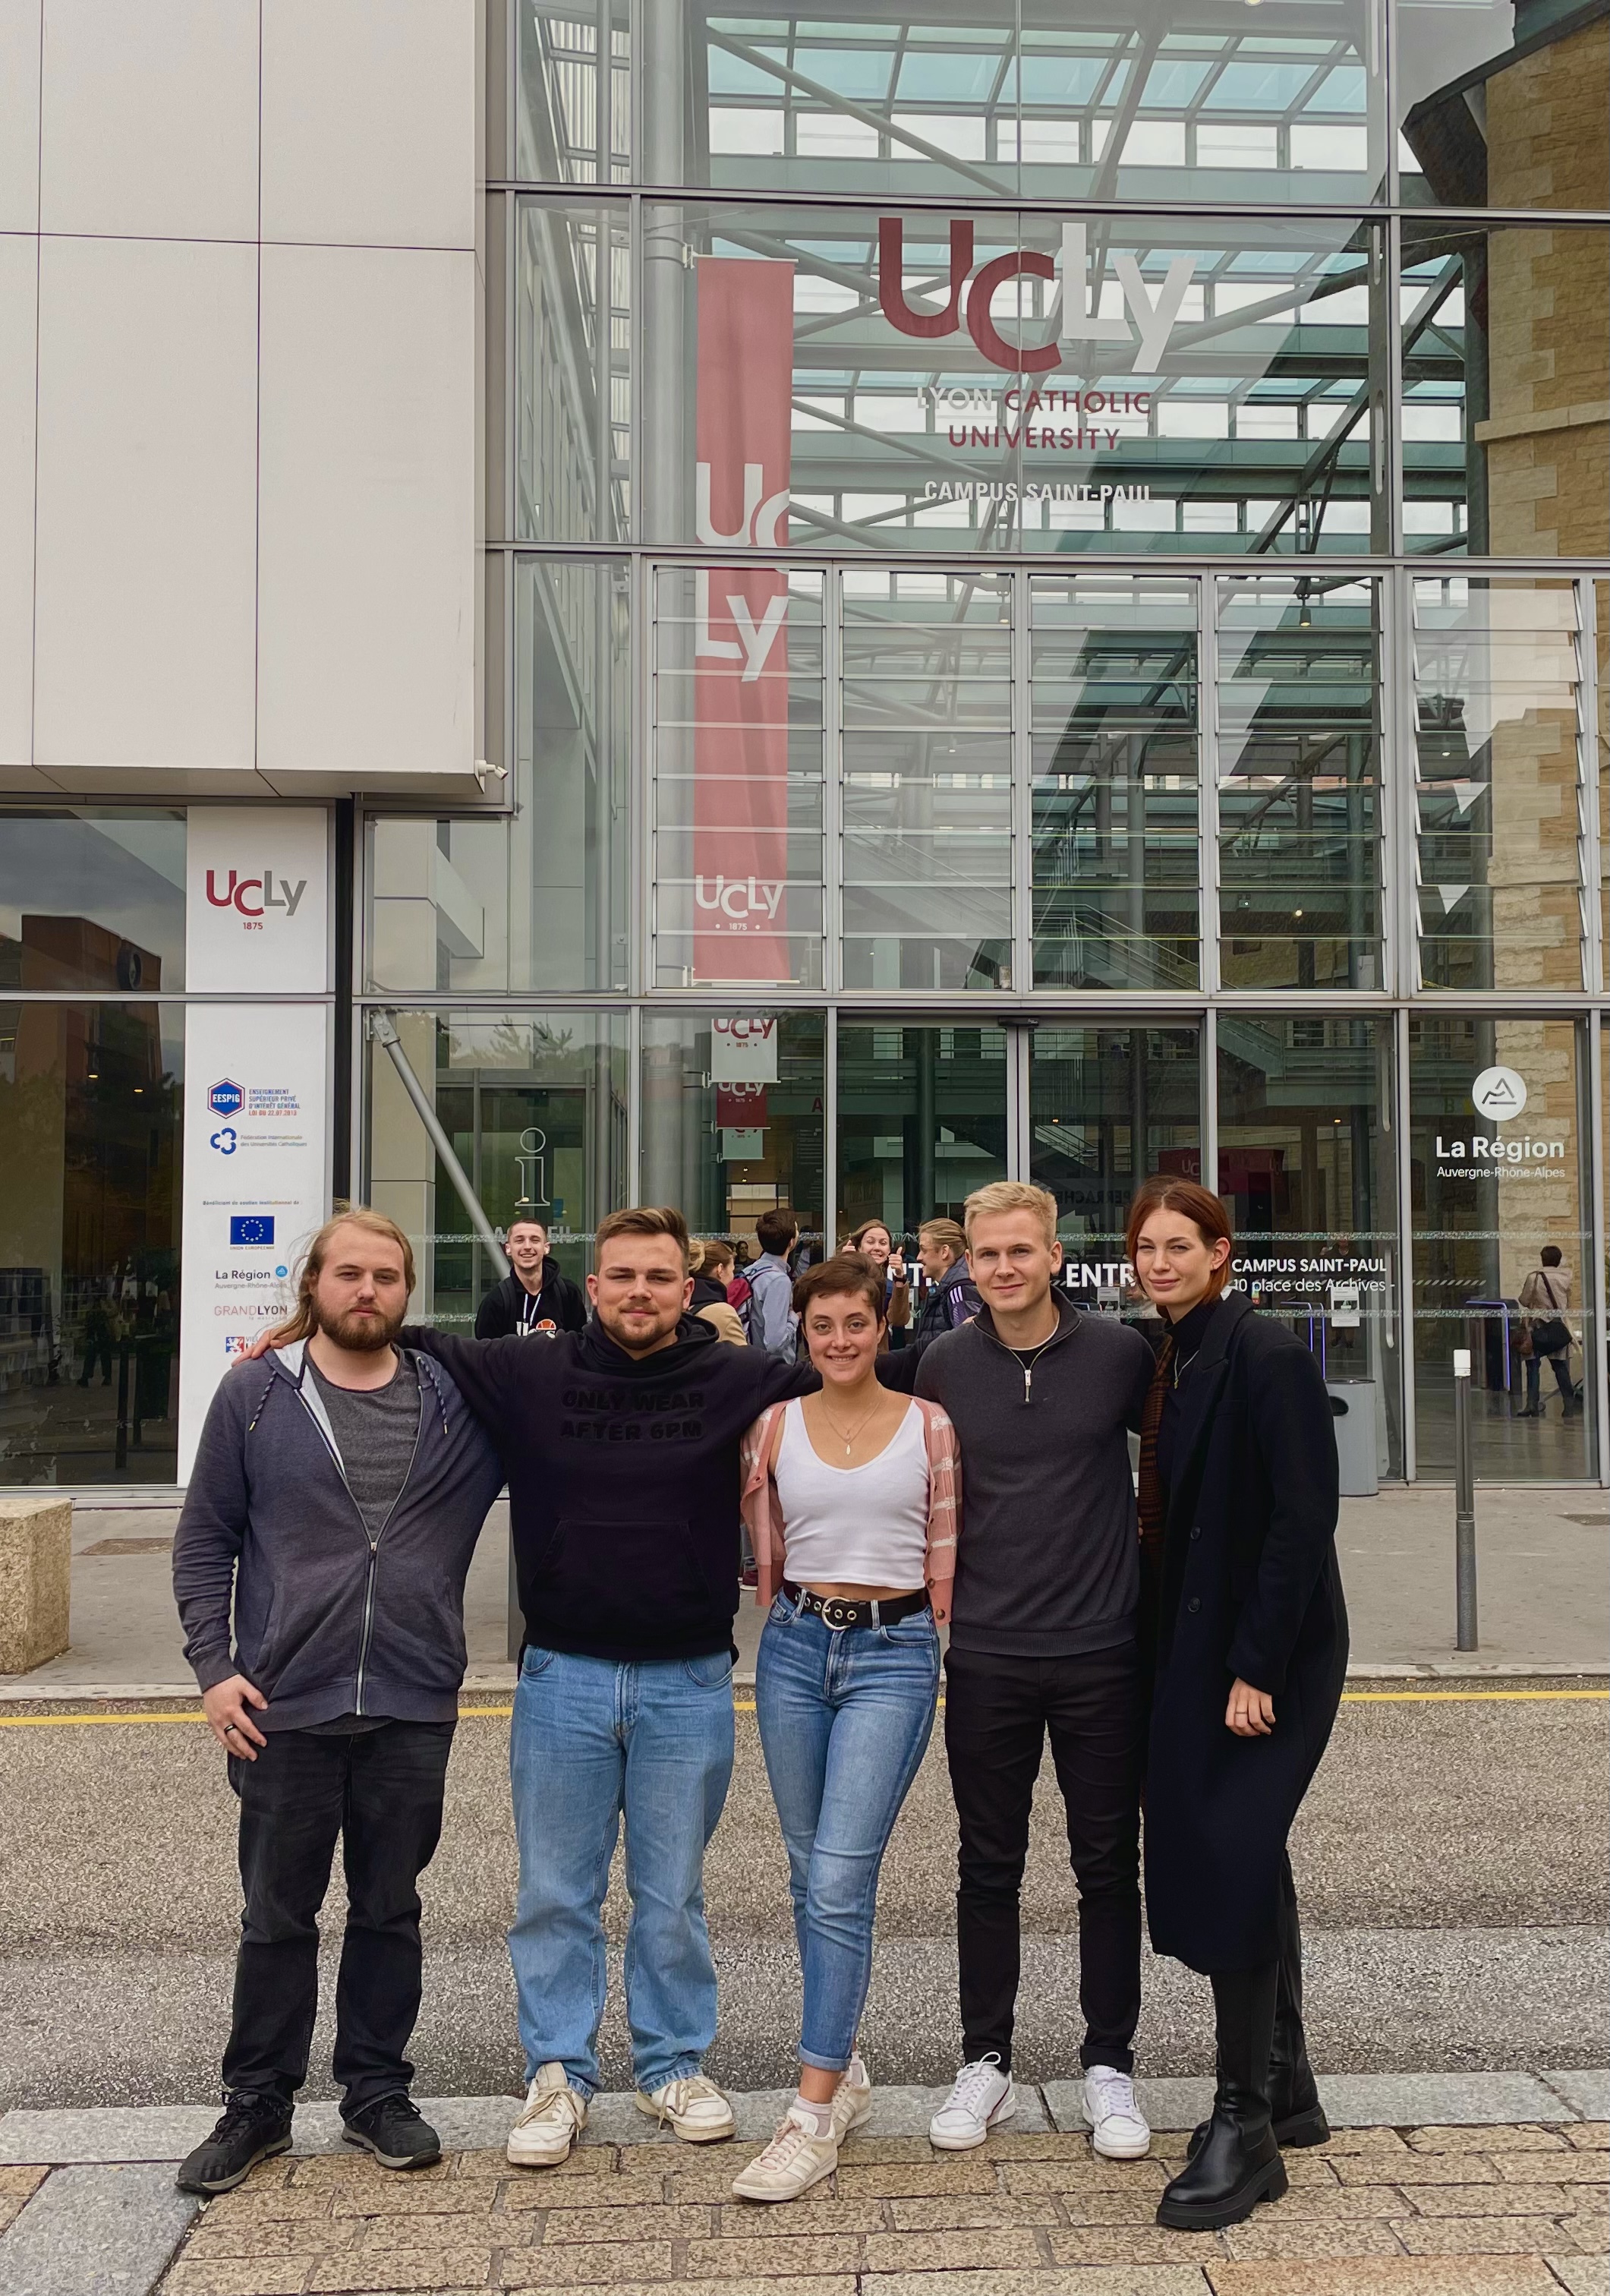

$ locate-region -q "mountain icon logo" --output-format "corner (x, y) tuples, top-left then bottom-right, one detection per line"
(1471, 1065), (1527, 1121)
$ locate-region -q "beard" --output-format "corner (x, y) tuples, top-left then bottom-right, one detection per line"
(317, 1303), (405, 1352)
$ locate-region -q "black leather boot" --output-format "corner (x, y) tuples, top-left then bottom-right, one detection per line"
(1158, 1963), (1287, 2231)
(1268, 1861), (1328, 2146)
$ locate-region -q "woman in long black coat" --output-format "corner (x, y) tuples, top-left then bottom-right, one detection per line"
(1126, 1176), (1348, 2233)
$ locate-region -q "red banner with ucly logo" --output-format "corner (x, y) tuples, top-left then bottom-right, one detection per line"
(693, 257), (794, 982)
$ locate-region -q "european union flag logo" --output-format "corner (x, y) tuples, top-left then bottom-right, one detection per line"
(230, 1216), (275, 1247)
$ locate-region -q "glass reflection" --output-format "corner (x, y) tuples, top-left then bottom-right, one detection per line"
(644, 1011), (825, 1252)
(515, 200), (632, 544)
(837, 1022), (1008, 1238)
(0, 812), (185, 995)
(1218, 575), (1382, 990)
(840, 572), (1013, 990)
(1412, 577), (1587, 993)
(1030, 576), (1200, 989)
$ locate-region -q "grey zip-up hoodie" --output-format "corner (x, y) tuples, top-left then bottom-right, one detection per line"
(914, 1296), (1154, 1657)
(172, 1341), (503, 1729)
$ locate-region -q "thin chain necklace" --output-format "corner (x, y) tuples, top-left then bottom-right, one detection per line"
(813, 1392), (885, 1457)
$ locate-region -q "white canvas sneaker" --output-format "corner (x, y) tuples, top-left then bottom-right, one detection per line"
(1082, 2065), (1152, 2160)
(830, 2053), (874, 2140)
(730, 2105), (840, 2202)
(507, 2062), (588, 2168)
(635, 2072), (737, 2143)
(928, 2055), (1016, 2150)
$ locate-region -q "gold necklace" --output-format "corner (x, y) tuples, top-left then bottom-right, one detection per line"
(814, 1395), (884, 1457)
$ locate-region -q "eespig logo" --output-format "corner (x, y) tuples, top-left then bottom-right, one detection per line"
(877, 217), (1196, 375)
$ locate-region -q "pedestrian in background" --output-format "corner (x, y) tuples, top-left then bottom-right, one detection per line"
(1126, 1176), (1347, 2234)
(475, 1213), (586, 1339)
(172, 1212), (503, 2196)
(748, 1205), (802, 1358)
(1517, 1245), (1577, 1418)
(846, 1219), (910, 1344)
(877, 1217), (980, 1392)
(691, 1238), (748, 1345)
(733, 1253), (959, 2201)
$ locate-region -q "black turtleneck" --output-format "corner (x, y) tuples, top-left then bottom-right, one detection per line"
(1155, 1293), (1224, 1499)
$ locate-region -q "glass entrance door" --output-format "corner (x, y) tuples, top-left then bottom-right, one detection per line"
(836, 1022), (1011, 1246)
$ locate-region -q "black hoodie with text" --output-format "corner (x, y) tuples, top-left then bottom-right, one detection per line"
(396, 1314), (814, 1661)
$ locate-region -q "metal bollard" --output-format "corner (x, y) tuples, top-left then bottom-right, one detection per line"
(1453, 1348), (1478, 1651)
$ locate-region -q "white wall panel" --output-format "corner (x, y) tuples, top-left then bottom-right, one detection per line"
(38, 0), (258, 241)
(260, 0), (476, 251)
(33, 237), (257, 772)
(0, 233), (36, 766)
(0, 2), (42, 234)
(257, 244), (476, 784)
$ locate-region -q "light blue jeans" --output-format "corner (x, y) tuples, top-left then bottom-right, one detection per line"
(755, 1594), (940, 2071)
(508, 1643), (736, 2097)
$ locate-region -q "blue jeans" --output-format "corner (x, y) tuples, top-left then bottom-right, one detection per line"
(755, 1595), (940, 2072)
(508, 1643), (736, 2097)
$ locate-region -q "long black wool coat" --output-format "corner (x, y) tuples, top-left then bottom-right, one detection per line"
(1143, 1290), (1349, 1974)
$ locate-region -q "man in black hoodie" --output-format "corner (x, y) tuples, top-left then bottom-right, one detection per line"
(475, 1213), (587, 1338)
(393, 1205), (813, 2166)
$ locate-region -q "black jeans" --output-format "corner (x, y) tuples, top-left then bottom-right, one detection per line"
(222, 1720), (455, 2114)
(944, 1642), (1143, 2075)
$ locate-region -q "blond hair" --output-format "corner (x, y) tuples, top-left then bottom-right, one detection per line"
(964, 1180), (1058, 1247)
(918, 1216), (968, 1259)
(271, 1209), (415, 1343)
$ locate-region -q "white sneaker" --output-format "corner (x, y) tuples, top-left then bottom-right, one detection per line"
(928, 2055), (1016, 2151)
(1082, 2064), (1152, 2161)
(830, 2053), (873, 2140)
(730, 2105), (840, 2202)
(635, 2071), (736, 2143)
(507, 2062), (588, 2168)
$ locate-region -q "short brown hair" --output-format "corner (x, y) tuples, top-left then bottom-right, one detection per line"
(594, 1205), (690, 1269)
(918, 1217), (968, 1260)
(508, 1212), (548, 1237)
(793, 1251), (886, 1323)
(964, 1180), (1057, 1246)
(1124, 1178), (1234, 1298)
(756, 1204), (799, 1254)
(273, 1210), (415, 1344)
(701, 1237), (736, 1271)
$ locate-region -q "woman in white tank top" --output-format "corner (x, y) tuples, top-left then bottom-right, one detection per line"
(731, 1254), (962, 2205)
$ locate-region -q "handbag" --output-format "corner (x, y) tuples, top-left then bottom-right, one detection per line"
(1529, 1270), (1571, 1358)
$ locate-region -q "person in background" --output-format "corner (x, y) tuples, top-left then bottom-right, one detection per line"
(690, 1240), (747, 1346)
(1517, 1245), (1577, 1418)
(726, 1240), (755, 1330)
(476, 1214), (586, 1339)
(877, 1218), (981, 1393)
(1126, 1177), (1347, 2234)
(748, 1206), (802, 1358)
(731, 1254), (959, 2201)
(915, 1183), (1154, 2163)
(172, 1212), (503, 2197)
(846, 1220), (910, 1344)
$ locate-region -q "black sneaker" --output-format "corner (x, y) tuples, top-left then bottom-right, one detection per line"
(175, 2093), (293, 2195)
(341, 2093), (442, 2170)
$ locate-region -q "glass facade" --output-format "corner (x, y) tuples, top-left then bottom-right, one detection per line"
(1, 2), (1604, 1484)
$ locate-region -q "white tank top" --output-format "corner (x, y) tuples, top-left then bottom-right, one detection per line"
(773, 1397), (930, 1591)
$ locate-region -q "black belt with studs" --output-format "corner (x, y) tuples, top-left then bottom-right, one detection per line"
(782, 1582), (931, 1631)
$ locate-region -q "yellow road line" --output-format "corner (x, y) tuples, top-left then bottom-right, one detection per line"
(0, 1687), (1604, 1728)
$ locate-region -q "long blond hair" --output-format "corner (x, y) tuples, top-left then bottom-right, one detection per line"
(269, 1209), (416, 1344)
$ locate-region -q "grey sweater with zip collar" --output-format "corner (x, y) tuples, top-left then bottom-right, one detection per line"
(172, 1340), (503, 1729)
(914, 1295), (1155, 1658)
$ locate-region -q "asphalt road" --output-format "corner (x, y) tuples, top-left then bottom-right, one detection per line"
(1, 1684), (1605, 2108)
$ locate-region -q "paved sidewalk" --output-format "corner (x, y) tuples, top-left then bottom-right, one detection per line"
(1, 2083), (1605, 2296)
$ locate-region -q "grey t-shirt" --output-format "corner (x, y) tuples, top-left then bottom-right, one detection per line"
(916, 1300), (1154, 1658)
(303, 1352), (423, 1734)
(309, 1352), (421, 1538)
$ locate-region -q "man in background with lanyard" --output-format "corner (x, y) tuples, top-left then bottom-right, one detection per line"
(477, 1213), (587, 1339)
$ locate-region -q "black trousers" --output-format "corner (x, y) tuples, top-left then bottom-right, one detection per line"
(944, 1642), (1144, 2075)
(222, 1720), (455, 2114)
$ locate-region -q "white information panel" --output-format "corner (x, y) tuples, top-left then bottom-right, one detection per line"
(178, 809), (332, 1481)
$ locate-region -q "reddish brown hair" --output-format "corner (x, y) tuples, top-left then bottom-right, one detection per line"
(793, 1250), (886, 1323)
(1124, 1178), (1234, 1300)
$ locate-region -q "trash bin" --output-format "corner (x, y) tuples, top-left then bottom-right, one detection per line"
(1326, 1378), (1378, 1497)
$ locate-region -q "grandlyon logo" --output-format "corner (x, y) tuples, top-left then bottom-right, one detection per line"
(877, 217), (1196, 374)
(206, 866), (309, 919)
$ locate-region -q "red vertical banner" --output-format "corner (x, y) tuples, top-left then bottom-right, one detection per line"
(693, 257), (794, 982)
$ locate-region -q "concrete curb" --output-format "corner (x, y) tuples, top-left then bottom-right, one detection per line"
(1, 2070), (1602, 2166)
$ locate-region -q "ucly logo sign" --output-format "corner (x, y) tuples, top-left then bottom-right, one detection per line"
(878, 217), (1196, 374)
(205, 867), (308, 919)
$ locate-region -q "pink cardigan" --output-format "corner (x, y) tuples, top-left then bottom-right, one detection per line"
(739, 1395), (962, 1623)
